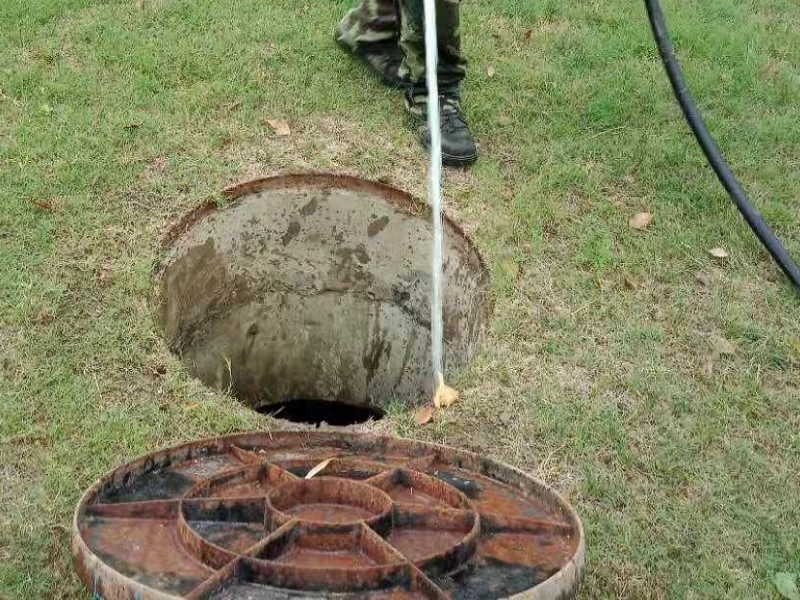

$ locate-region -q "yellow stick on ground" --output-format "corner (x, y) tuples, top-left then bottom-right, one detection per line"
(432, 372), (460, 409)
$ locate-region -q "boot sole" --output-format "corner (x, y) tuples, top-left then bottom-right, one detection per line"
(419, 139), (479, 168)
(442, 151), (479, 167)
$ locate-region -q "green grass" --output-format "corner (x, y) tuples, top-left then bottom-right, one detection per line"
(2, 0), (800, 598)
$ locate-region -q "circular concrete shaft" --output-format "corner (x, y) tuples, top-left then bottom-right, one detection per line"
(73, 431), (585, 599)
(156, 174), (491, 413)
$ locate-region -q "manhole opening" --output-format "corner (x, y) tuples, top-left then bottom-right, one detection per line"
(156, 175), (492, 417)
(260, 398), (384, 427)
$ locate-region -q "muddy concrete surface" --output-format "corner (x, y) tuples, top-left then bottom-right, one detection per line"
(156, 175), (491, 413)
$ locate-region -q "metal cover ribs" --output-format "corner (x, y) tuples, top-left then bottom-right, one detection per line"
(73, 432), (585, 599)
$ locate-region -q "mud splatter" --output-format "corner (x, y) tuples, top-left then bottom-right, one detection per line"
(300, 197), (319, 216)
(367, 216), (390, 237)
(281, 222), (301, 246)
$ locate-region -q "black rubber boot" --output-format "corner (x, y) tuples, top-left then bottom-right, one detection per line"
(411, 94), (478, 167)
(335, 36), (407, 89)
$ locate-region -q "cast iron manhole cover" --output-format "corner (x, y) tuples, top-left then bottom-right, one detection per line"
(73, 432), (584, 599)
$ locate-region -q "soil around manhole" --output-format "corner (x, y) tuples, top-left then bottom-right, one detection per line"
(155, 174), (491, 415)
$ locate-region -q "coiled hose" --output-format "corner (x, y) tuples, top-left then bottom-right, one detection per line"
(644, 0), (800, 290)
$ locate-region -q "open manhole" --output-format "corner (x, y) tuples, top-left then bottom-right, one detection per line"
(73, 431), (585, 599)
(155, 174), (491, 419)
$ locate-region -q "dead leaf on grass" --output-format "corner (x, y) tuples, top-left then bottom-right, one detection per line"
(629, 212), (653, 230)
(27, 199), (55, 212)
(305, 458), (334, 479)
(708, 247), (729, 259)
(266, 119), (291, 137)
(523, 29), (533, 41)
(623, 273), (638, 289)
(414, 404), (435, 426)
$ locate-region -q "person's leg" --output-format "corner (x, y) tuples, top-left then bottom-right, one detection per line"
(396, 0), (466, 113)
(397, 0), (476, 166)
(335, 0), (406, 88)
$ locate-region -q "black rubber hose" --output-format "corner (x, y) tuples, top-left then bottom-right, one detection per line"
(644, 0), (800, 289)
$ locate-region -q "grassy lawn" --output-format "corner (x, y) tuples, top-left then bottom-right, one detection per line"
(2, 0), (800, 597)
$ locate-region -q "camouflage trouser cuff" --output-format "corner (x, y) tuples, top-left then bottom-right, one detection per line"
(405, 86), (461, 117)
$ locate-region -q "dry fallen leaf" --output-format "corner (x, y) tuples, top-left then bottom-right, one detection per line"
(27, 198), (55, 212)
(433, 373), (460, 409)
(305, 457), (334, 479)
(524, 28), (533, 41)
(623, 273), (638, 290)
(266, 119), (291, 137)
(487, 66), (496, 78)
(414, 404), (435, 426)
(709, 247), (729, 259)
(629, 212), (654, 230)
(711, 335), (737, 356)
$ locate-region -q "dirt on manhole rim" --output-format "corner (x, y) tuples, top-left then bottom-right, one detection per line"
(73, 431), (585, 599)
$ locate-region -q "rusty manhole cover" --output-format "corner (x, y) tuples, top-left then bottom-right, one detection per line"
(73, 432), (584, 599)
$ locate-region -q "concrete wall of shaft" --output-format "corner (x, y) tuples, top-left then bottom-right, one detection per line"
(155, 174), (492, 412)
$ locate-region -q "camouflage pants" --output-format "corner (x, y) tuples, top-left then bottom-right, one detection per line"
(336, 0), (466, 106)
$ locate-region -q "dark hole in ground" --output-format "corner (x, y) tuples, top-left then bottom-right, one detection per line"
(259, 398), (384, 427)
